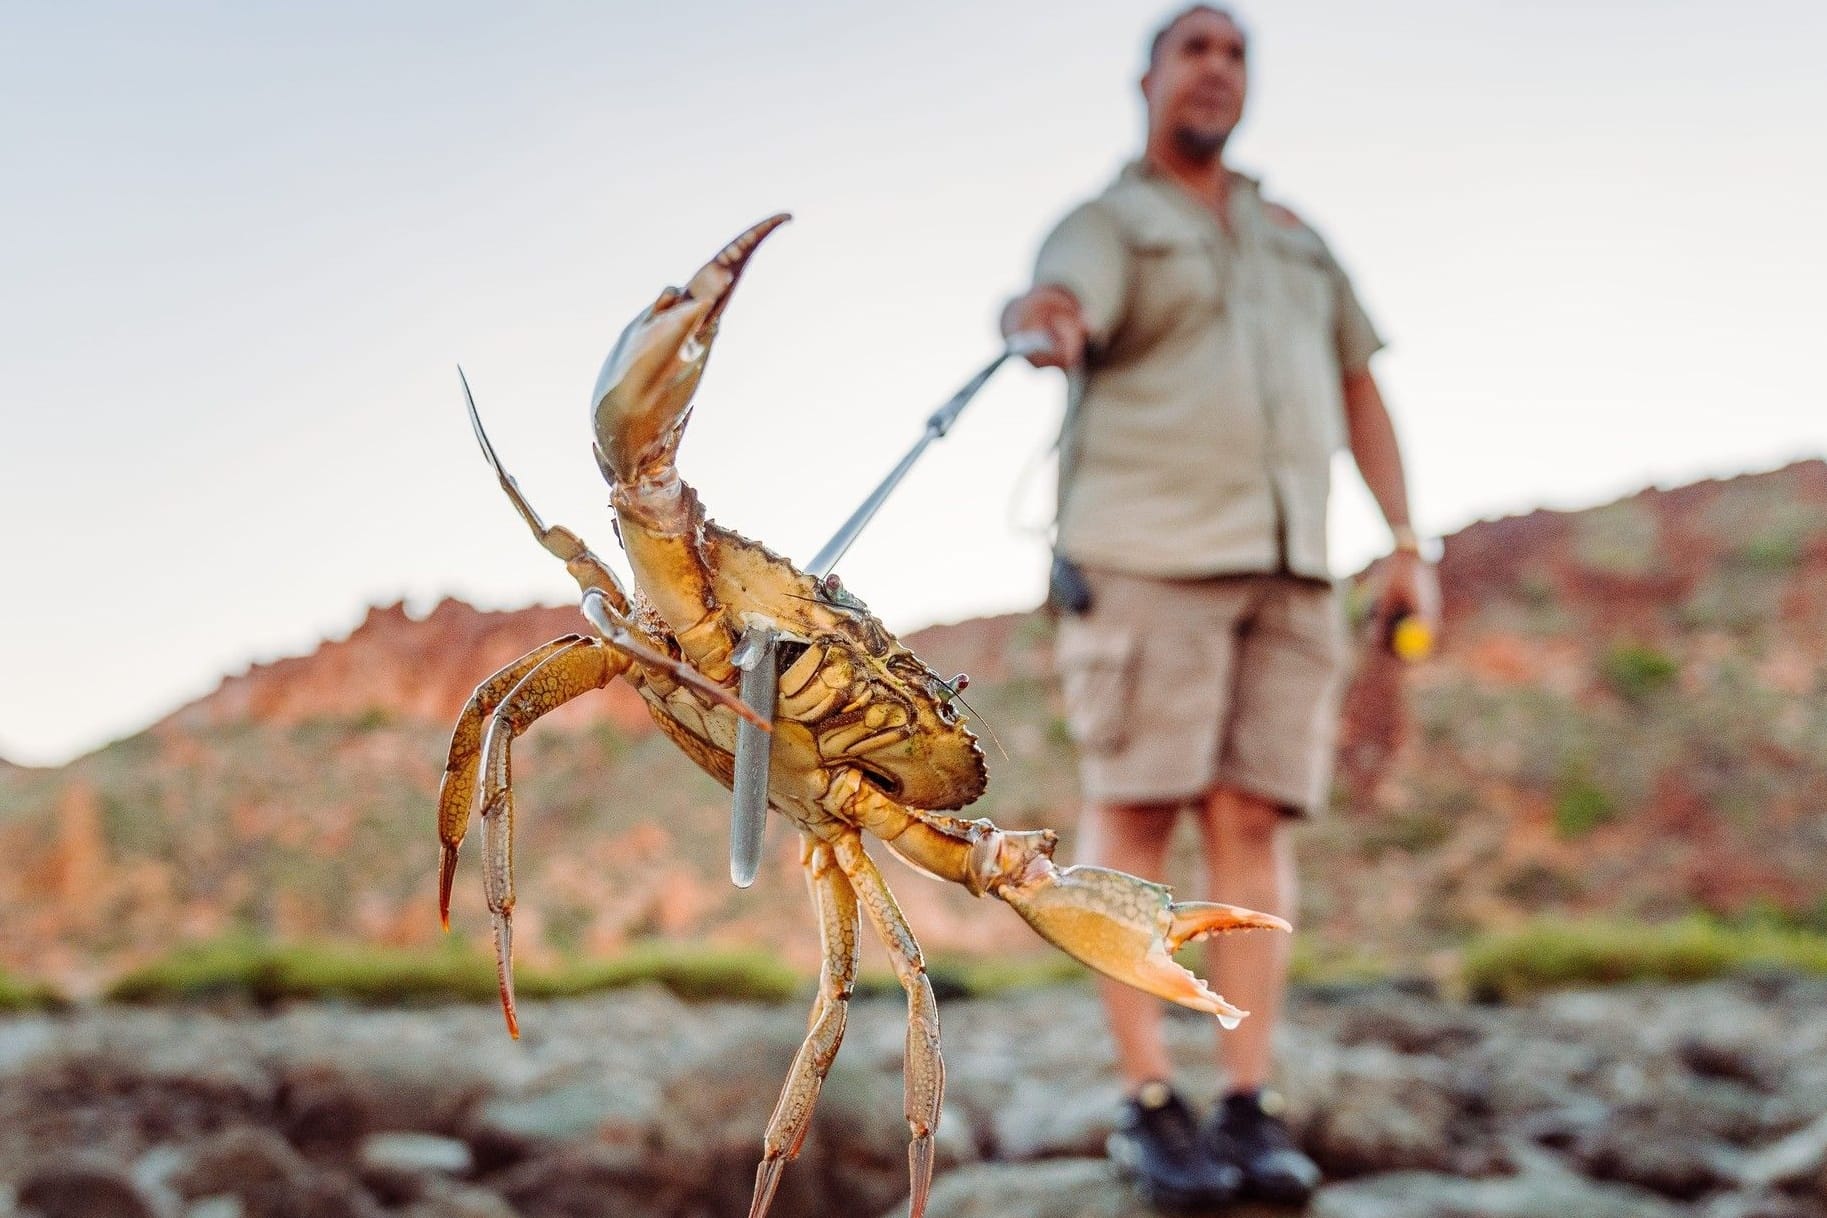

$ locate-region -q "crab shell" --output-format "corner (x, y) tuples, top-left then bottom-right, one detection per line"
(628, 501), (987, 812)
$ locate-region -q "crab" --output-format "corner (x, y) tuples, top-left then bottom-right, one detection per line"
(436, 216), (1291, 1218)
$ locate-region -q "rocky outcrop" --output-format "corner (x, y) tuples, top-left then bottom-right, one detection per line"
(3, 460), (1826, 1007)
(155, 599), (656, 736)
(3, 977), (1826, 1218)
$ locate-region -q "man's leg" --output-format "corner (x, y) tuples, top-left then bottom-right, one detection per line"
(1197, 783), (1320, 1203)
(1196, 785), (1296, 1090)
(1077, 797), (1182, 1089)
(1083, 796), (1242, 1208)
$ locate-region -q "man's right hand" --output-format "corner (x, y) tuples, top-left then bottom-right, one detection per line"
(1001, 285), (1090, 369)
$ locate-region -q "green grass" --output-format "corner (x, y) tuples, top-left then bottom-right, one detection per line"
(106, 936), (800, 1007)
(1461, 917), (1827, 1003)
(856, 953), (1086, 1002)
(1552, 772), (1618, 838)
(859, 937), (1395, 1002)
(527, 943), (799, 1004)
(0, 968), (63, 1012)
(1600, 643), (1680, 703)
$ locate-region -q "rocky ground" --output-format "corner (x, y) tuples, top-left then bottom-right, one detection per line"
(3, 977), (1827, 1218)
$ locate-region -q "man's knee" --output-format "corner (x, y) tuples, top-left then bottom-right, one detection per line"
(1202, 786), (1286, 850)
(1079, 799), (1180, 865)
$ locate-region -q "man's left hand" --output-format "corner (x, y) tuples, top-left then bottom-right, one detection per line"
(1375, 550), (1441, 637)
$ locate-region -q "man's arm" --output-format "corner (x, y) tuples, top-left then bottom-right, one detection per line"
(1342, 368), (1440, 629)
(1002, 202), (1129, 370)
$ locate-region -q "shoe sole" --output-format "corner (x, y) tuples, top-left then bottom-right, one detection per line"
(1241, 1179), (1317, 1206)
(1108, 1157), (1237, 1214)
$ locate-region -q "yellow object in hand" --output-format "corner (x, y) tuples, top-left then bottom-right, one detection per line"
(1390, 616), (1435, 663)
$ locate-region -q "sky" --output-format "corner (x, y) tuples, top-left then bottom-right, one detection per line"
(2, 1), (1824, 767)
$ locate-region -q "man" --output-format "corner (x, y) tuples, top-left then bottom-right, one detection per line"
(1001, 5), (1438, 1210)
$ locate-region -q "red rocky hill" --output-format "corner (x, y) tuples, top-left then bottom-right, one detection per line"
(2, 461), (1823, 992)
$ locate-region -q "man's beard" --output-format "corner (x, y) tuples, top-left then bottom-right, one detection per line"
(1171, 124), (1230, 162)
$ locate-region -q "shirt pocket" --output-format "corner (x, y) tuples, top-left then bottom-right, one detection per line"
(1265, 227), (1336, 331)
(1055, 627), (1140, 754)
(1121, 234), (1225, 346)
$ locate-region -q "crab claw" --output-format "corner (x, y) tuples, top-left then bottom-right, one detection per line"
(591, 213), (790, 487)
(996, 860), (1289, 1030)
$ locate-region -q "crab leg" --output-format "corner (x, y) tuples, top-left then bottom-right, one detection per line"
(749, 837), (861, 1218)
(826, 772), (1289, 1028)
(460, 366), (633, 614)
(460, 369), (763, 729)
(831, 832), (944, 1218)
(437, 635), (589, 929)
(581, 591), (767, 730)
(472, 637), (635, 1037)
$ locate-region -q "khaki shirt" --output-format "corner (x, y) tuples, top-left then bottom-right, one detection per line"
(1036, 162), (1383, 580)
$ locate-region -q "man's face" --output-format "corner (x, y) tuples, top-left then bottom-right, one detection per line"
(1142, 9), (1248, 160)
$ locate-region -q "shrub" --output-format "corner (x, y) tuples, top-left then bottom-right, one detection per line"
(352, 707), (394, 732)
(1462, 917), (1827, 1003)
(106, 936), (803, 1007)
(0, 969), (62, 1012)
(856, 954), (1084, 1002)
(1552, 773), (1618, 838)
(107, 936), (497, 1006)
(1600, 643), (1679, 703)
(535, 944), (800, 1004)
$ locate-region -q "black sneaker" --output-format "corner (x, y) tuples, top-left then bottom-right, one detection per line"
(1107, 1081), (1241, 1213)
(1203, 1088), (1321, 1205)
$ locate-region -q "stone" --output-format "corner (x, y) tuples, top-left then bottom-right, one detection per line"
(1280, 1040), (1471, 1176)
(987, 1077), (1122, 1161)
(277, 1027), (496, 1138)
(1698, 1192), (1827, 1218)
(14, 1156), (161, 1218)
(802, 1056), (980, 1218)
(1740, 1111), (1827, 1193)
(399, 1180), (519, 1218)
(1332, 992), (1486, 1056)
(1574, 1112), (1742, 1200)
(648, 1026), (827, 1218)
(276, 1065), (372, 1160)
(240, 1170), (386, 1218)
(492, 1146), (668, 1218)
(168, 1128), (312, 1202)
(130, 1143), (189, 1217)
(183, 1199), (245, 1218)
(915, 1158), (1132, 1218)
(468, 1075), (659, 1163)
(1309, 1167), (1686, 1218)
(358, 1133), (472, 1178)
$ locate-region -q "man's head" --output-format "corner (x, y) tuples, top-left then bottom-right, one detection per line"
(1142, 5), (1249, 163)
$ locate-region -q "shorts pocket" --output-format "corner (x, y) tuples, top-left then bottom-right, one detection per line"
(1056, 627), (1139, 753)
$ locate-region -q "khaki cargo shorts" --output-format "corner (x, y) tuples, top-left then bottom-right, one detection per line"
(1054, 567), (1349, 816)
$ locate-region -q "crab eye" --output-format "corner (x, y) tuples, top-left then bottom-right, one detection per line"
(823, 574), (843, 597)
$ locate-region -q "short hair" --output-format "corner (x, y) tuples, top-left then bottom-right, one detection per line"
(1147, 4), (1247, 69)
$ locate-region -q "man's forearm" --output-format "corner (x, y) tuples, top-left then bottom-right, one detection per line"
(1342, 369), (1413, 537)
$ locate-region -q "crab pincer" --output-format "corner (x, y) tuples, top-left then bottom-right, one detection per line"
(995, 858), (1290, 1029)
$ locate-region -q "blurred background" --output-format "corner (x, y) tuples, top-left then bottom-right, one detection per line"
(2, 3), (1824, 1217)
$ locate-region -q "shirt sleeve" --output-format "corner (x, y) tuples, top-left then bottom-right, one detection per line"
(1322, 246), (1385, 372)
(1033, 202), (1130, 347)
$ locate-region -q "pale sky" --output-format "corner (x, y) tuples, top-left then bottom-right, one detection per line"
(2, 1), (1823, 767)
